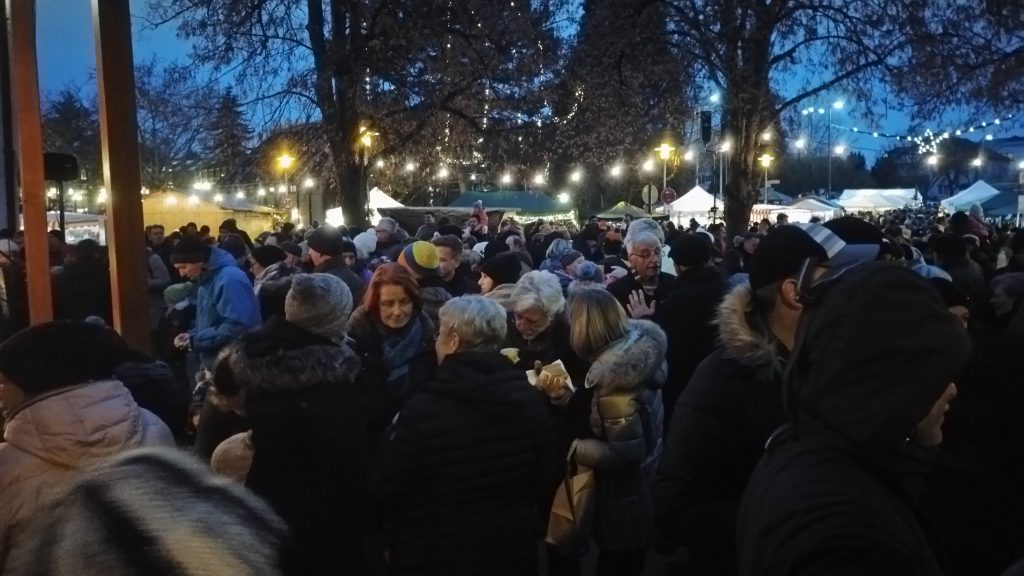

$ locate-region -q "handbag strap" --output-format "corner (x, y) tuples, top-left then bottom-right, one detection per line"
(564, 442), (580, 525)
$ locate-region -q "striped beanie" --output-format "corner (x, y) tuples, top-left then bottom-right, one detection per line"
(398, 241), (440, 278)
(5, 448), (287, 576)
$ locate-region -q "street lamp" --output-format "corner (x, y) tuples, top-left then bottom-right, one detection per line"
(438, 166), (450, 179)
(759, 154), (774, 204)
(610, 164), (622, 177)
(926, 155), (939, 166)
(557, 191), (570, 204)
(795, 138), (807, 150)
(642, 158), (655, 172)
(827, 99), (844, 195)
(405, 162), (416, 172)
(655, 142), (674, 190)
(714, 141), (731, 223)
(833, 145), (846, 155)
(570, 170), (582, 183)
(533, 173), (545, 185)
(277, 153), (296, 219)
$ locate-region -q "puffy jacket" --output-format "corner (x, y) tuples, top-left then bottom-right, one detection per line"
(0, 380), (174, 561)
(575, 320), (666, 552)
(652, 283), (785, 575)
(190, 247), (261, 366)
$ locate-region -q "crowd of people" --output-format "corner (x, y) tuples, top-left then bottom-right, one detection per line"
(0, 201), (1022, 576)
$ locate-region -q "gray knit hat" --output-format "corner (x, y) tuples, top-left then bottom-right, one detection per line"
(285, 273), (352, 343)
(4, 448), (286, 576)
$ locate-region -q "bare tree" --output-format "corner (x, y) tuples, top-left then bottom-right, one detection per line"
(661, 0), (913, 235)
(146, 0), (570, 228)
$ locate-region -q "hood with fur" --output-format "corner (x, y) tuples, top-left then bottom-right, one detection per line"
(586, 320), (668, 393)
(714, 283), (779, 370)
(215, 319), (361, 395)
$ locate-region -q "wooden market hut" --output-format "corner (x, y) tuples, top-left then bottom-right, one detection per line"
(142, 190), (284, 236)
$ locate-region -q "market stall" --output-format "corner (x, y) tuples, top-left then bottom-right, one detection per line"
(142, 189), (284, 235)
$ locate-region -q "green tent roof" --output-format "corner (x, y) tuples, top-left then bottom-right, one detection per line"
(448, 189), (559, 214)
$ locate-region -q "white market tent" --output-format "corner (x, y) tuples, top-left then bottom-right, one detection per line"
(788, 196), (845, 221)
(750, 204), (814, 224)
(940, 180), (1001, 213)
(669, 186), (718, 219)
(325, 187), (404, 227)
(837, 188), (919, 212)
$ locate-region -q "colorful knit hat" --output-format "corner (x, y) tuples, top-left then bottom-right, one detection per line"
(398, 241), (440, 278)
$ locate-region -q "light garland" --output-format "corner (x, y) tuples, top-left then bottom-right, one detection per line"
(828, 114), (1016, 154)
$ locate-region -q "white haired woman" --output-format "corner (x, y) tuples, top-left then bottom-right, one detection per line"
(560, 286), (667, 575)
(607, 230), (676, 319)
(373, 296), (554, 575)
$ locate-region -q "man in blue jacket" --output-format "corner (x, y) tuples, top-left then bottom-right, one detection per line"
(171, 234), (260, 459)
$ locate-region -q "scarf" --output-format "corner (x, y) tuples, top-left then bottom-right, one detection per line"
(377, 314), (424, 384)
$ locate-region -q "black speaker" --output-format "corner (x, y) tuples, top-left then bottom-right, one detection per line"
(43, 152), (79, 182)
(700, 111), (713, 144)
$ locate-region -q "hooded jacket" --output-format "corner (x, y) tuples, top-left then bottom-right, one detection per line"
(652, 282), (785, 575)
(737, 264), (971, 576)
(190, 247), (261, 366)
(213, 318), (374, 576)
(574, 320), (667, 552)
(0, 380), (174, 563)
(372, 351), (554, 576)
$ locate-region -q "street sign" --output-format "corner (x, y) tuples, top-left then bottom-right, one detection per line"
(661, 187), (677, 204)
(641, 184), (658, 206)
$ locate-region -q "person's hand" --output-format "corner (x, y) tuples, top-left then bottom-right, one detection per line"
(627, 290), (656, 318)
(174, 333), (192, 350)
(607, 266), (629, 282)
(534, 361), (571, 400)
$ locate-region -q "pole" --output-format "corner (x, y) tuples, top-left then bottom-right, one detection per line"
(57, 181), (66, 231)
(0, 0), (16, 231)
(662, 160), (667, 191)
(93, 0), (149, 350)
(714, 151), (721, 222)
(763, 165), (768, 204)
(10, 0), (53, 323)
(695, 150), (700, 187)
(827, 107), (832, 198)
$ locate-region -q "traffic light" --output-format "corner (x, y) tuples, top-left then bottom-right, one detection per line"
(700, 110), (713, 144)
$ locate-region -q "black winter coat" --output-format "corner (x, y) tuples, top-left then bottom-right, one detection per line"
(215, 318), (378, 576)
(372, 351), (555, 576)
(652, 265), (728, 431)
(314, 256), (365, 303)
(737, 265), (971, 576)
(607, 272), (675, 319)
(53, 259), (112, 323)
(653, 284), (785, 576)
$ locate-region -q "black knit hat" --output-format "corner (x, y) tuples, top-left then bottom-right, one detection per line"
(251, 245), (286, 268)
(480, 252), (523, 286)
(669, 234), (712, 267)
(279, 241), (302, 259)
(171, 234), (211, 264)
(0, 322), (128, 396)
(218, 218), (239, 233)
(929, 277), (971, 310)
(219, 235), (247, 260)
(307, 225), (344, 257)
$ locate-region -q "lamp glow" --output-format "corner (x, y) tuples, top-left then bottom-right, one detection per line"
(656, 143), (674, 160)
(438, 167), (450, 179)
(213, 193), (224, 202)
(795, 138), (807, 149)
(303, 178), (314, 188)
(642, 158), (655, 172)
(610, 165), (622, 177)
(501, 173), (513, 185)
(276, 154), (295, 170)
(833, 145), (846, 155)
(557, 192), (570, 204)
(570, 170), (582, 183)
(533, 173), (545, 185)
(927, 155), (939, 166)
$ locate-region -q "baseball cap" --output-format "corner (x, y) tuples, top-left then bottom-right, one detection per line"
(750, 224), (847, 292)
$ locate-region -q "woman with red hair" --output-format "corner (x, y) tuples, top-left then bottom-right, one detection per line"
(347, 263), (436, 429)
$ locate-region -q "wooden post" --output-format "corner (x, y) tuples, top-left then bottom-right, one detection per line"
(92, 0), (149, 351)
(8, 0), (52, 324)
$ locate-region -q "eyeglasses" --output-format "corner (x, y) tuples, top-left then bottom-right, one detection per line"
(630, 250), (660, 260)
(514, 312), (550, 329)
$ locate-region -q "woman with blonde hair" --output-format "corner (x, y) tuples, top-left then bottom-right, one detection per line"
(558, 286), (667, 576)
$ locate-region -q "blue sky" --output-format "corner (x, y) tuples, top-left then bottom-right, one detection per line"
(37, 0), (1016, 165)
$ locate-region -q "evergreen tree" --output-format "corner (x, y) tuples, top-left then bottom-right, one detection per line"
(204, 89), (253, 179)
(42, 88), (100, 182)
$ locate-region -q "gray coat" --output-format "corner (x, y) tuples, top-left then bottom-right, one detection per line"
(574, 319), (666, 551)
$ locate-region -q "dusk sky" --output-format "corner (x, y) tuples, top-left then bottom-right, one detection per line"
(34, 0), (1017, 165)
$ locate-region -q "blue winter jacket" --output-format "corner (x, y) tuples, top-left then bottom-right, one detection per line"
(189, 247), (261, 366)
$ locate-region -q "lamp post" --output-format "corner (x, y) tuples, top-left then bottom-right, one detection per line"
(714, 141), (730, 223)
(303, 177), (315, 224)
(656, 143), (674, 191)
(760, 154), (774, 204)
(276, 153), (295, 219)
(827, 100), (843, 197)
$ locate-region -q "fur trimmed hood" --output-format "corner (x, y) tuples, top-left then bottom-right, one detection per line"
(216, 323), (361, 395)
(715, 283), (779, 369)
(586, 320), (668, 393)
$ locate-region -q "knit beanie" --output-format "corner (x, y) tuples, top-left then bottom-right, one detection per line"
(398, 241), (440, 277)
(218, 218), (239, 233)
(171, 234), (211, 264)
(285, 273), (352, 344)
(341, 240), (357, 256)
(480, 252), (523, 286)
(252, 245), (287, 269)
(669, 233), (712, 267)
(219, 235), (247, 260)
(4, 448), (286, 576)
(306, 225), (344, 257)
(0, 321), (128, 396)
(279, 241), (302, 259)
(352, 231), (377, 260)
(559, 249), (583, 268)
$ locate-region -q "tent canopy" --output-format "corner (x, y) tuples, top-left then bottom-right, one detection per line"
(448, 189), (558, 214)
(595, 201), (649, 220)
(940, 180), (1001, 212)
(670, 186), (718, 214)
(788, 195), (843, 211)
(837, 188), (918, 211)
(976, 189), (1022, 217)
